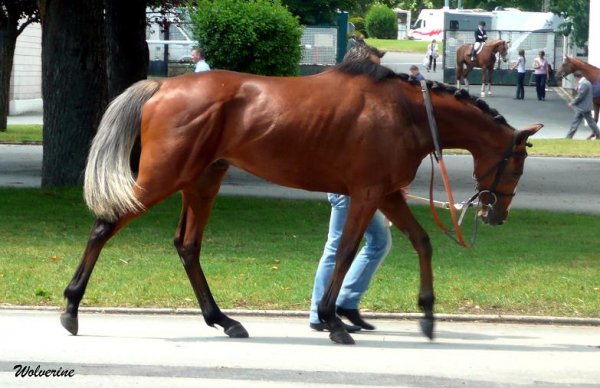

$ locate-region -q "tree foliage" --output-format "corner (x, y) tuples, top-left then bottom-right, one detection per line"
(365, 4), (398, 39)
(550, 0), (589, 48)
(189, 0), (302, 76)
(281, 0), (366, 24)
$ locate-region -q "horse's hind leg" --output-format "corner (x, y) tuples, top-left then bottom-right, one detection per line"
(61, 213), (140, 335)
(173, 160), (248, 338)
(317, 199), (377, 345)
(380, 191), (435, 340)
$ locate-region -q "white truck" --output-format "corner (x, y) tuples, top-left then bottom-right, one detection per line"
(409, 7), (563, 41)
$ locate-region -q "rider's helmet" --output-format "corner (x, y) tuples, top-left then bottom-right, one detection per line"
(478, 21), (486, 27)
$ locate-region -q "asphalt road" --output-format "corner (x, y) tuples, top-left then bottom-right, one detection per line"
(1, 310), (599, 387)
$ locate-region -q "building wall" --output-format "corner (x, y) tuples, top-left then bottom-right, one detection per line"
(10, 22), (42, 101)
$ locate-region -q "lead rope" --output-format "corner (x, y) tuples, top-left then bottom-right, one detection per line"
(420, 80), (475, 248)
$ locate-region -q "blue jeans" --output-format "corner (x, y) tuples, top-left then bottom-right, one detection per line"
(535, 74), (547, 100)
(309, 194), (392, 324)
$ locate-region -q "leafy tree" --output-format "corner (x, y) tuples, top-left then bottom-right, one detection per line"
(105, 0), (149, 100)
(0, 0), (39, 131)
(281, 0), (369, 24)
(365, 4), (398, 39)
(550, 0), (589, 48)
(40, 0), (107, 186)
(189, 0), (302, 76)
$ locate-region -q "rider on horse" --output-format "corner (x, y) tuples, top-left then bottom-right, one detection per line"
(471, 21), (487, 61)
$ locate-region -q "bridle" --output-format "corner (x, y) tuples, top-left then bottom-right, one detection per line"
(420, 80), (525, 247)
(472, 131), (527, 204)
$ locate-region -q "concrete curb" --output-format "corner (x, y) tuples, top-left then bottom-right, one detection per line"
(2, 305), (599, 326)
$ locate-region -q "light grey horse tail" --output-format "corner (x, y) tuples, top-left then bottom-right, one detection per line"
(84, 79), (162, 222)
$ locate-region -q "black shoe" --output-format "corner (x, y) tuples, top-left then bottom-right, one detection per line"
(310, 320), (361, 333)
(336, 307), (376, 330)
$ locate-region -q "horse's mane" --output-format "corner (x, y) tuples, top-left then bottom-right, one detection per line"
(333, 44), (511, 128)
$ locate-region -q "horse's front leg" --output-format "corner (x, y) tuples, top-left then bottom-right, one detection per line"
(380, 191), (435, 340)
(317, 199), (377, 345)
(480, 69), (487, 97)
(487, 68), (493, 95)
(174, 160), (248, 338)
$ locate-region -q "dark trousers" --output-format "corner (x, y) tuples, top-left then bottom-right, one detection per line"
(535, 74), (547, 100)
(515, 72), (525, 99)
(566, 110), (600, 139)
(428, 55), (436, 71)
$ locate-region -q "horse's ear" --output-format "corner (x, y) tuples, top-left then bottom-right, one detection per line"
(516, 124), (543, 145)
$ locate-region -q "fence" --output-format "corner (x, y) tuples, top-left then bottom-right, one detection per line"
(443, 30), (561, 86)
(300, 27), (338, 66)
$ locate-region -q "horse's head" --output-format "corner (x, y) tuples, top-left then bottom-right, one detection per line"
(474, 124), (542, 225)
(496, 40), (509, 63)
(343, 43), (386, 65)
(556, 56), (574, 78)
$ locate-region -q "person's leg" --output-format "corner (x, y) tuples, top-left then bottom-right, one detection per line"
(433, 57), (437, 72)
(541, 74), (547, 100)
(336, 210), (391, 329)
(518, 73), (525, 99)
(566, 111), (584, 138)
(583, 111), (600, 138)
(534, 74), (541, 100)
(309, 194), (348, 325)
(428, 55), (432, 71)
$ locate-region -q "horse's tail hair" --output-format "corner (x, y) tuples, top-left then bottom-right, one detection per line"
(84, 79), (162, 222)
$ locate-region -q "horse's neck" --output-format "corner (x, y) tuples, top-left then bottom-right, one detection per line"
(434, 102), (513, 157)
(574, 59), (600, 82)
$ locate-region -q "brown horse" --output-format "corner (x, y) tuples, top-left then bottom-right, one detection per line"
(61, 44), (541, 345)
(557, 56), (600, 130)
(456, 39), (509, 97)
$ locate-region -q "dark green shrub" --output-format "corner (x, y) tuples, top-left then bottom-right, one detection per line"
(365, 5), (398, 39)
(189, 0), (302, 76)
(349, 15), (366, 37)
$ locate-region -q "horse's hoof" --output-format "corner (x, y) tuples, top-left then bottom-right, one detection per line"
(480, 92), (486, 98)
(329, 329), (355, 345)
(224, 322), (249, 338)
(419, 318), (435, 340)
(60, 313), (78, 335)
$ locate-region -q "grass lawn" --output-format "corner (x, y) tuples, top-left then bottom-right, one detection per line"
(0, 125), (43, 144)
(365, 38), (438, 53)
(1, 188), (598, 317)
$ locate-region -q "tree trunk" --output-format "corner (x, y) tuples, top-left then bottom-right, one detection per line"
(41, 0), (107, 186)
(105, 0), (148, 100)
(0, 17), (18, 131)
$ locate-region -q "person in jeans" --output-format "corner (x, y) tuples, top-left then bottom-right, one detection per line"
(512, 49), (526, 100)
(309, 194), (392, 332)
(566, 71), (600, 140)
(533, 50), (548, 101)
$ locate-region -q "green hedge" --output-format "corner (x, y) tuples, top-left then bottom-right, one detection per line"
(189, 0), (302, 76)
(365, 5), (398, 40)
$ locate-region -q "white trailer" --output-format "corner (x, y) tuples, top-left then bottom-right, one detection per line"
(409, 7), (563, 41)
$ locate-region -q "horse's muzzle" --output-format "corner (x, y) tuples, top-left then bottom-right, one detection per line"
(478, 207), (506, 226)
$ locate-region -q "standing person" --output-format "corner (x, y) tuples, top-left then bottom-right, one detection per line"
(565, 71), (600, 140)
(191, 48), (211, 73)
(426, 39), (438, 72)
(309, 194), (392, 332)
(347, 33), (358, 52)
(532, 50), (548, 101)
(355, 33), (366, 46)
(409, 65), (425, 81)
(511, 49), (526, 100)
(470, 21), (487, 61)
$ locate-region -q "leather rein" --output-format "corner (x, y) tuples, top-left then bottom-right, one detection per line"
(419, 80), (521, 247)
